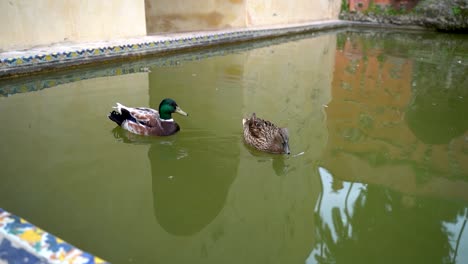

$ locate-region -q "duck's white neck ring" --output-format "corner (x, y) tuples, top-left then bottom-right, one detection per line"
(160, 118), (174, 122)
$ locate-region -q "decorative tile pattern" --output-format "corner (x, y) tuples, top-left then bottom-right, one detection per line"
(0, 29), (334, 98)
(0, 21), (347, 77)
(0, 208), (109, 264)
(0, 236), (48, 264)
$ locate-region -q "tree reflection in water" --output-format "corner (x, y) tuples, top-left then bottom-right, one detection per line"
(307, 168), (468, 264)
(309, 30), (468, 264)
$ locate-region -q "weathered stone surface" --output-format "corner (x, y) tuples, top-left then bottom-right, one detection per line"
(340, 0), (468, 32)
(414, 0), (468, 31)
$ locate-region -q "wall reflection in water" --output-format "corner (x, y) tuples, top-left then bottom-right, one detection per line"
(308, 31), (468, 264)
(0, 29), (467, 264)
(112, 127), (239, 236)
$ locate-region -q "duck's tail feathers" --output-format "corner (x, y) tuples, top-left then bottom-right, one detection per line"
(108, 111), (125, 126)
(109, 106), (137, 126)
(112, 102), (128, 114)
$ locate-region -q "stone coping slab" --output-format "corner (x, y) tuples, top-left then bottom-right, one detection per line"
(0, 20), (349, 78)
(0, 28), (336, 97)
(0, 208), (109, 264)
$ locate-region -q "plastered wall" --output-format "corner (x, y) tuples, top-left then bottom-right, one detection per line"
(0, 0), (146, 51)
(145, 0), (246, 33)
(245, 0), (341, 26)
(0, 0), (341, 51)
(145, 0), (342, 33)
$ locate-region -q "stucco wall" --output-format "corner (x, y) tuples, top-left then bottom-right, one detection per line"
(0, 0), (341, 51)
(145, 0), (246, 33)
(146, 0), (342, 33)
(0, 0), (146, 52)
(246, 0), (341, 26)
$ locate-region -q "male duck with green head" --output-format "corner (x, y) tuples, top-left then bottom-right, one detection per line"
(108, 98), (188, 136)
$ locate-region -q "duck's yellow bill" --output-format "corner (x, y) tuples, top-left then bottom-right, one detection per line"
(175, 106), (188, 116)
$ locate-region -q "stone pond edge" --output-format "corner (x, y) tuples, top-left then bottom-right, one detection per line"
(0, 20), (430, 78)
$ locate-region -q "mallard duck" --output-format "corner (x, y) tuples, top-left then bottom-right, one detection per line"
(242, 113), (290, 154)
(108, 98), (188, 136)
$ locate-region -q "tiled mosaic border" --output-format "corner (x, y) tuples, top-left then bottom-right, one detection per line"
(0, 21), (348, 77)
(0, 208), (109, 264)
(0, 29), (335, 97)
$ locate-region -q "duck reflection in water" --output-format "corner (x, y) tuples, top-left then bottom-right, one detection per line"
(243, 145), (292, 177)
(112, 127), (239, 236)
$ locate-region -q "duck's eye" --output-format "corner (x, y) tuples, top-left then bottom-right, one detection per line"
(280, 135), (286, 142)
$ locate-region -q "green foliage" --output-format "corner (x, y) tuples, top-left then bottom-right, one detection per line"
(341, 0), (349, 13)
(336, 34), (346, 50)
(365, 3), (408, 16)
(452, 6), (461, 16)
(377, 53), (387, 65)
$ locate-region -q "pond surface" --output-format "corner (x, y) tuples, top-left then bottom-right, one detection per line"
(0, 29), (467, 264)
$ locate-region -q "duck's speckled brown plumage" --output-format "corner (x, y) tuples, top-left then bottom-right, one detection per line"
(242, 113), (290, 154)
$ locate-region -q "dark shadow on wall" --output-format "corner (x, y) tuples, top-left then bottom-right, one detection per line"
(144, 0), (245, 34)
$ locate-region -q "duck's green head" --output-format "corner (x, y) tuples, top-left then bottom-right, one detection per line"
(158, 98), (188, 120)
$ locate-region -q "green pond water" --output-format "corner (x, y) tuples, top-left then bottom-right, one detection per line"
(1, 29), (467, 264)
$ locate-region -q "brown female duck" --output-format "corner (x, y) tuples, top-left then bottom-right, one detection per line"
(242, 113), (290, 154)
